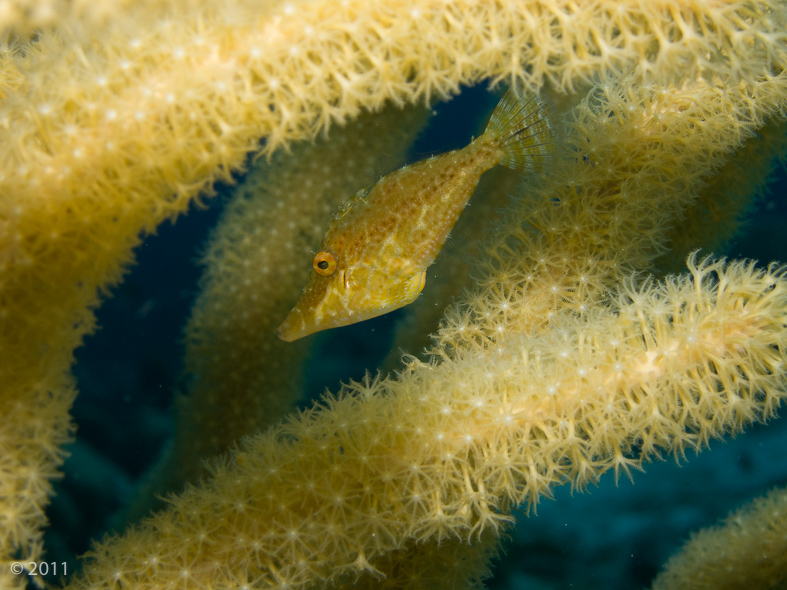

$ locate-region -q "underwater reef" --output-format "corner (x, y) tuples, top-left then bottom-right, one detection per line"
(2, 0), (787, 588)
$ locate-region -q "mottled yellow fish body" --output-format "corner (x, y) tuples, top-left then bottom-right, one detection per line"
(278, 140), (500, 341)
(278, 89), (557, 341)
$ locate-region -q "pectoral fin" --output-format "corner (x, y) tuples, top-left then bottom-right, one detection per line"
(387, 269), (426, 306)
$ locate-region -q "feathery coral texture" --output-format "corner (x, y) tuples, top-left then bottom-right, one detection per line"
(653, 486), (787, 590)
(73, 257), (787, 589)
(0, 0), (786, 587)
(132, 105), (429, 511)
(75, 70), (787, 589)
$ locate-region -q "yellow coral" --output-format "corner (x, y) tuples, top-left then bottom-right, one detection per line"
(73, 74), (787, 587)
(653, 486), (787, 590)
(71, 257), (787, 589)
(0, 0), (786, 588)
(123, 104), (430, 519)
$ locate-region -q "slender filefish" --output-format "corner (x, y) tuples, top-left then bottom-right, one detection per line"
(278, 88), (558, 341)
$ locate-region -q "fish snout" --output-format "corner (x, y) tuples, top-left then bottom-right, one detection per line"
(277, 310), (308, 342)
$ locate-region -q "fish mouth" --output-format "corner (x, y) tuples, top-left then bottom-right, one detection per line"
(277, 308), (346, 342)
(277, 314), (309, 342)
(277, 306), (327, 341)
(276, 324), (297, 342)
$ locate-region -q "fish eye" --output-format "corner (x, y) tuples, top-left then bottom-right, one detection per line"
(312, 251), (337, 276)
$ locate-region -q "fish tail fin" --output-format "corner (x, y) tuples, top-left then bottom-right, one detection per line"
(484, 87), (558, 173)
